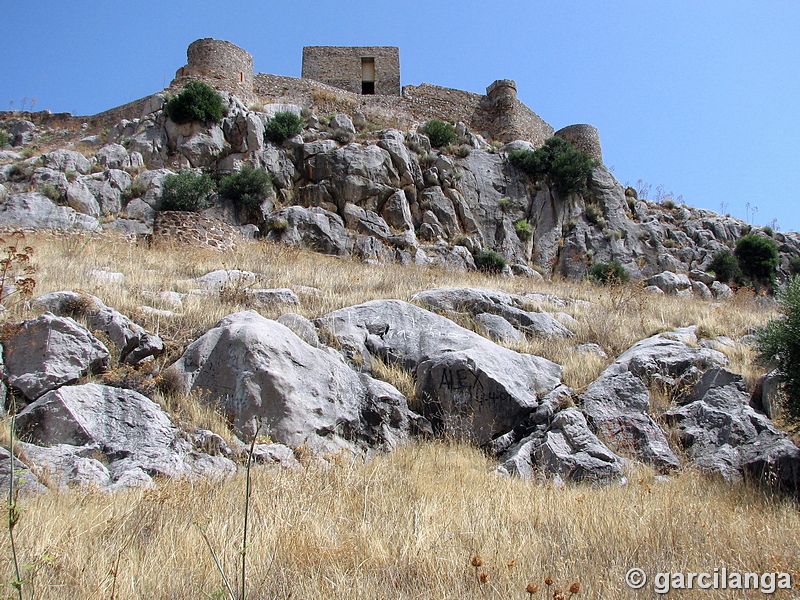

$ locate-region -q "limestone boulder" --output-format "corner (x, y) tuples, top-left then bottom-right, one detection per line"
(265, 206), (352, 256)
(581, 372), (681, 472)
(40, 149), (91, 174)
(665, 368), (800, 493)
(317, 300), (562, 444)
(2, 312), (109, 400)
(66, 179), (101, 216)
(14, 383), (236, 489)
(0, 447), (48, 495)
(475, 312), (525, 343)
(0, 193), (99, 231)
(32, 291), (164, 365)
(164, 311), (428, 453)
(646, 271), (692, 295)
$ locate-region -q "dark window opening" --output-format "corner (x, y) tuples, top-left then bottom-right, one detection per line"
(361, 57), (375, 95)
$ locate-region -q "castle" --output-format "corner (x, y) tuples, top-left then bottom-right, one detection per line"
(9, 38), (603, 161)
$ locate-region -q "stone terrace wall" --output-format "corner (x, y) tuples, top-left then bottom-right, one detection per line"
(153, 211), (244, 251)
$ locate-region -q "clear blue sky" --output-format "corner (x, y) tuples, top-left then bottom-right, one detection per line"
(3, 1), (799, 232)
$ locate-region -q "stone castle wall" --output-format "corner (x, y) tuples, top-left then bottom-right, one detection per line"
(302, 47), (401, 96)
(171, 38), (255, 102)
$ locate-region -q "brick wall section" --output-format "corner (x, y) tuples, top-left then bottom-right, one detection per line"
(153, 211), (245, 251)
(302, 47), (401, 96)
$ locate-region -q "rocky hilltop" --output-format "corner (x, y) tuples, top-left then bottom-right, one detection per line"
(0, 43), (798, 499)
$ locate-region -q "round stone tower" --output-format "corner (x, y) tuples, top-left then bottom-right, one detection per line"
(485, 79), (519, 142)
(172, 38), (255, 100)
(554, 124), (603, 163)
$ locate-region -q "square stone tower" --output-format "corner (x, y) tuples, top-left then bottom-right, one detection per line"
(302, 47), (401, 96)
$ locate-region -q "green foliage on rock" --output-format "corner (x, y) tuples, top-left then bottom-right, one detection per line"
(219, 164), (274, 211)
(735, 233), (779, 289)
(265, 111), (304, 144)
(709, 249), (743, 284)
(587, 260), (630, 285)
(514, 219), (532, 242)
(160, 170), (216, 212)
(422, 119), (457, 148)
(755, 276), (800, 423)
(165, 81), (225, 124)
(508, 137), (597, 196)
(474, 249), (507, 274)
(0, 129), (8, 148)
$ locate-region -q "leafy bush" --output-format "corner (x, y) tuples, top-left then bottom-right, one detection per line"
(735, 233), (779, 290)
(265, 111), (304, 144)
(585, 203), (601, 224)
(755, 276), (800, 423)
(708, 250), (742, 284)
(422, 120), (457, 148)
(588, 260), (630, 285)
(0, 129), (8, 147)
(219, 164), (273, 210)
(790, 256), (800, 275)
(508, 137), (597, 196)
(514, 219), (532, 242)
(164, 81), (225, 124)
(160, 170), (216, 212)
(474, 249), (507, 274)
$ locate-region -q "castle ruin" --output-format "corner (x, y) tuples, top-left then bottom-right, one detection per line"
(28, 38), (601, 159)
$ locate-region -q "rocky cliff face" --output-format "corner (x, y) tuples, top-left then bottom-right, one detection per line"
(2, 92), (800, 290)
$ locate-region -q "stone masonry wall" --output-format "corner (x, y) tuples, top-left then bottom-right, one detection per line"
(302, 47), (401, 96)
(171, 38), (255, 102)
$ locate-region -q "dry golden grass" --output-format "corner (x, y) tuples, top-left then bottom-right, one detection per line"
(1, 231), (796, 599)
(1, 442), (799, 599)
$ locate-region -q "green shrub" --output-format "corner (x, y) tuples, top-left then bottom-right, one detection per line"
(755, 275), (800, 423)
(456, 145), (472, 158)
(164, 81), (225, 124)
(763, 226), (774, 237)
(588, 260), (630, 285)
(40, 184), (65, 204)
(219, 164), (273, 211)
(422, 120), (457, 148)
(514, 219), (532, 242)
(735, 233), (779, 290)
(709, 250), (742, 284)
(508, 137), (597, 196)
(497, 197), (511, 210)
(0, 129), (8, 147)
(585, 203), (601, 224)
(790, 256), (800, 275)
(160, 170), (216, 212)
(265, 111), (304, 144)
(474, 249), (507, 274)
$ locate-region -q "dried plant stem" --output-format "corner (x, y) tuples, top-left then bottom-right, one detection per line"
(8, 416), (22, 600)
(241, 428), (260, 600)
(194, 523), (236, 600)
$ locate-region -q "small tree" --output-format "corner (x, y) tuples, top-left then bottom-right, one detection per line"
(474, 249), (507, 274)
(219, 164), (274, 211)
(587, 260), (630, 285)
(160, 170), (216, 212)
(735, 233), (779, 291)
(422, 120), (457, 148)
(165, 81), (225, 124)
(514, 219), (532, 242)
(708, 249), (742, 284)
(264, 111), (304, 144)
(755, 276), (800, 423)
(508, 137), (597, 196)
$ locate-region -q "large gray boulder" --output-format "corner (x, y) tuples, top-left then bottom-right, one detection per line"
(164, 311), (427, 453)
(666, 368), (800, 492)
(40, 149), (91, 174)
(32, 291), (163, 365)
(577, 328), (728, 470)
(0, 193), (100, 231)
(581, 372), (681, 471)
(265, 206), (352, 256)
(2, 312), (109, 400)
(317, 300), (562, 444)
(411, 287), (573, 338)
(646, 271), (692, 295)
(13, 383), (235, 488)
